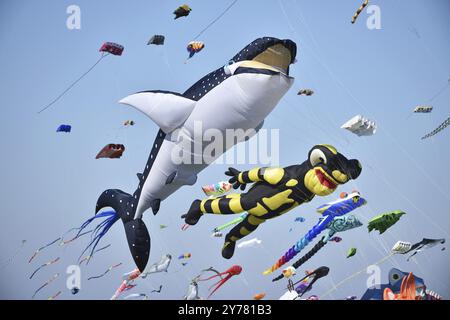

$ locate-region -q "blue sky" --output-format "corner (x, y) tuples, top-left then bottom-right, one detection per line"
(0, 0), (449, 300)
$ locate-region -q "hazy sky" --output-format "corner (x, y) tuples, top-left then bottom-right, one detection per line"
(0, 0), (449, 300)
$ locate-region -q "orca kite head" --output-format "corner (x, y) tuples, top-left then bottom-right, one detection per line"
(228, 37), (297, 75)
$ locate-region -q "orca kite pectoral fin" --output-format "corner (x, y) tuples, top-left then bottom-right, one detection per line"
(119, 91), (196, 134)
(150, 199), (161, 215)
(96, 189), (151, 272)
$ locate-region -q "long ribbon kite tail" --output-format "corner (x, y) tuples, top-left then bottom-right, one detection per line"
(292, 238), (327, 269)
(272, 238), (327, 282)
(29, 237), (61, 263)
(29, 257), (60, 279)
(263, 217), (332, 275)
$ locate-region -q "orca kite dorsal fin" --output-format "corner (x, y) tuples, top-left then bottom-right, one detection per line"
(119, 90), (196, 134)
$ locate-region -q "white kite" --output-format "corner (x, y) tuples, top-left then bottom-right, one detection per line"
(413, 106), (433, 113)
(237, 238), (262, 249)
(341, 115), (377, 136)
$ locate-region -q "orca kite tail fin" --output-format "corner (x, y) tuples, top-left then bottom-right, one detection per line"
(96, 189), (151, 272)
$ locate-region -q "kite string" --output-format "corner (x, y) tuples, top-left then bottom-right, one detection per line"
(320, 253), (393, 299)
(38, 53), (109, 114)
(191, 0), (239, 40)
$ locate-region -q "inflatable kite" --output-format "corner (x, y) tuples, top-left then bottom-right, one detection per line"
(272, 214), (362, 281)
(282, 266), (297, 279)
(95, 144), (125, 159)
(413, 106), (433, 113)
(124, 293), (149, 300)
(38, 42), (123, 113)
(202, 181), (232, 197)
(173, 4), (192, 19)
(290, 266), (329, 297)
(421, 117), (450, 140)
(263, 191), (366, 275)
(329, 236), (342, 243)
(368, 210), (405, 234)
(237, 238), (262, 249)
(178, 253), (192, 260)
(147, 35), (165, 45)
(111, 280), (137, 300)
(94, 37), (298, 272)
(123, 120), (135, 126)
(99, 42), (124, 56)
(184, 146), (362, 263)
(140, 254), (172, 277)
(183, 280), (201, 300)
(341, 115), (377, 136)
(392, 238), (445, 261)
(56, 125), (71, 133)
(297, 89), (314, 96)
(254, 293), (266, 300)
(346, 247), (357, 258)
(197, 265), (242, 299)
(362, 268), (442, 300)
(186, 41), (205, 59)
(211, 232), (223, 238)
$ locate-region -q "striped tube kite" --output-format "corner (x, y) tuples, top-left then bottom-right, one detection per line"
(351, 0), (369, 24)
(271, 214), (363, 282)
(421, 117), (450, 140)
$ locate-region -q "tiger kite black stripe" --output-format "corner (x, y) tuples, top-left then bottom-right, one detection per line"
(182, 145), (362, 259)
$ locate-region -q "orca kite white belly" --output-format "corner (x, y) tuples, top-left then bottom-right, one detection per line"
(134, 71), (294, 218)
